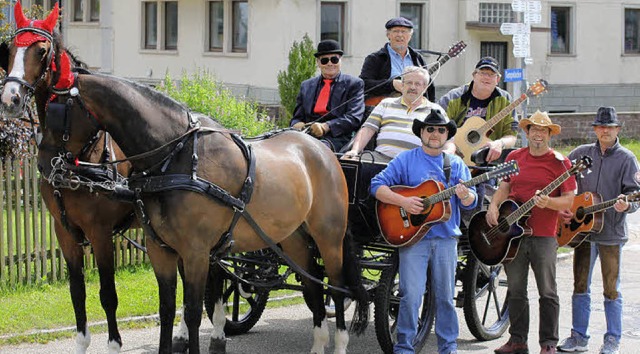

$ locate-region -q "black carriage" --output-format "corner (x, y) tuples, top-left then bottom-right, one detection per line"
(205, 148), (510, 354)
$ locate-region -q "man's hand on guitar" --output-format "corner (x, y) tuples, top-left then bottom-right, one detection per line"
(614, 194), (630, 212)
(485, 139), (504, 163)
(533, 191), (551, 209)
(559, 209), (573, 224)
(454, 180), (474, 205)
(400, 196), (425, 215)
(486, 204), (500, 226)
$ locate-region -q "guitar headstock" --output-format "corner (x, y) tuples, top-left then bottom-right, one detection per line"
(489, 160), (519, 180)
(569, 155), (593, 176)
(525, 79), (549, 97)
(447, 41), (467, 58)
(624, 190), (640, 203)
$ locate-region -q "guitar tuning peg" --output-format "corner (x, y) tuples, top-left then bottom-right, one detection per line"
(586, 168), (592, 174)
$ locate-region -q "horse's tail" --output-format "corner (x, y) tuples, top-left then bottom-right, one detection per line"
(343, 227), (369, 335)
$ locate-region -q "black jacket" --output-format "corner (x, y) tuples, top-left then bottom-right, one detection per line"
(359, 45), (435, 102)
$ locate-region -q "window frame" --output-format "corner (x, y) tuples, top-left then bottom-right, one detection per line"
(205, 0), (249, 56)
(141, 1), (179, 53)
(549, 5), (574, 56)
(69, 0), (101, 23)
(319, 1), (348, 55)
(400, 1), (428, 50)
(478, 2), (516, 24)
(624, 7), (640, 55)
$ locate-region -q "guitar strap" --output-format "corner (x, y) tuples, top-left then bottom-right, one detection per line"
(443, 152), (451, 187)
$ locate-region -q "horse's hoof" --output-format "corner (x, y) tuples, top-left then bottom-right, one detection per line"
(171, 337), (188, 353)
(209, 337), (226, 354)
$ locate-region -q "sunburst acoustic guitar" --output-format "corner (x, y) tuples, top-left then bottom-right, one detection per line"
(454, 79), (548, 166)
(557, 190), (640, 248)
(376, 160), (519, 247)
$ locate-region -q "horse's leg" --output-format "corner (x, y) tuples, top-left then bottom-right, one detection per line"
(206, 264), (227, 354)
(280, 233), (329, 354)
(172, 260), (189, 354)
(146, 239), (179, 354)
(181, 252), (210, 354)
(54, 222), (91, 354)
(89, 226), (122, 354)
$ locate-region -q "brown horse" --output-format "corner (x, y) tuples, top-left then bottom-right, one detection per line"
(1, 3), (368, 354)
(0, 3), (134, 353)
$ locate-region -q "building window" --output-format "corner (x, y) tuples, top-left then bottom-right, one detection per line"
(321, 2), (345, 49)
(70, 0), (100, 23)
(550, 6), (571, 54)
(142, 1), (178, 51)
(625, 8), (640, 54)
(400, 3), (424, 49)
(479, 3), (515, 24)
(206, 1), (248, 54)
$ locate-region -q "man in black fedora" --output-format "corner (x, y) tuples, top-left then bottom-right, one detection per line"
(558, 106), (640, 354)
(359, 17), (436, 118)
(370, 109), (476, 354)
(290, 39), (364, 152)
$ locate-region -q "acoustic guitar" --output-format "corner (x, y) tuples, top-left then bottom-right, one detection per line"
(364, 41), (467, 107)
(454, 79), (548, 166)
(468, 156), (592, 266)
(557, 190), (640, 248)
(376, 160), (519, 247)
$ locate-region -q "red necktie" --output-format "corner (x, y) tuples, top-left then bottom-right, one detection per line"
(313, 79), (333, 115)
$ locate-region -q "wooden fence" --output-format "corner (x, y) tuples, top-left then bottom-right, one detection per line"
(0, 154), (148, 288)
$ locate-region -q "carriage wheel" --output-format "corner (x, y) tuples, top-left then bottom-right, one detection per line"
(374, 252), (435, 354)
(462, 254), (509, 341)
(204, 265), (269, 336)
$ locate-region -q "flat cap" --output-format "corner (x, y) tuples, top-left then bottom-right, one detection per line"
(385, 17), (414, 29)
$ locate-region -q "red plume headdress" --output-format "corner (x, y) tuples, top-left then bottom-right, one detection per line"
(14, 1), (60, 47)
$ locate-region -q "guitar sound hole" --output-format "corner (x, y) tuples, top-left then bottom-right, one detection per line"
(575, 207), (585, 220)
(467, 130), (481, 144)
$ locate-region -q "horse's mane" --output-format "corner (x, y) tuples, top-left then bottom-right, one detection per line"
(52, 31), (88, 69)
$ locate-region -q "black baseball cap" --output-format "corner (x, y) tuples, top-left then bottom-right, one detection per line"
(475, 56), (500, 73)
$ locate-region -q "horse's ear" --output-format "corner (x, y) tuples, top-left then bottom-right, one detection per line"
(0, 42), (9, 74)
(42, 1), (60, 33)
(14, 1), (30, 29)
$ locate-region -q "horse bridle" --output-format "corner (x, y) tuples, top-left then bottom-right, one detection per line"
(2, 27), (56, 97)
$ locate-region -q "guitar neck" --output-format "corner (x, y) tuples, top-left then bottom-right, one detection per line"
(584, 193), (640, 215)
(423, 172), (492, 204)
(504, 169), (573, 225)
(427, 54), (452, 75)
(477, 94), (527, 136)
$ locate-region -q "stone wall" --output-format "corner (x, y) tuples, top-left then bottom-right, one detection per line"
(548, 112), (640, 143)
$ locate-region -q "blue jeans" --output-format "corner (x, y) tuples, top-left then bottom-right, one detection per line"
(394, 237), (458, 354)
(571, 241), (623, 342)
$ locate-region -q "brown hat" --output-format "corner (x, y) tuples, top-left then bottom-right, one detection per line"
(519, 110), (561, 136)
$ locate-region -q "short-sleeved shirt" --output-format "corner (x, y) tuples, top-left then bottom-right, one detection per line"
(504, 148), (577, 237)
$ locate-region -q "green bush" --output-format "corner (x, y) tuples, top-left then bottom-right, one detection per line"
(277, 34), (317, 124)
(159, 69), (275, 137)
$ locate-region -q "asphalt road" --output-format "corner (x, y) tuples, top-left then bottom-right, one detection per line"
(2, 215), (640, 354)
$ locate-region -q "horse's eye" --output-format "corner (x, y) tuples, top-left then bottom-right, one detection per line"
(38, 47), (47, 57)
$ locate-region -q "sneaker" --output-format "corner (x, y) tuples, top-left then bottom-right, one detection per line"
(599, 335), (620, 354)
(540, 345), (556, 354)
(558, 330), (589, 352)
(495, 340), (529, 354)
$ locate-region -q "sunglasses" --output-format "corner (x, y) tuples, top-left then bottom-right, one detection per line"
(319, 56), (340, 65)
(425, 126), (447, 134)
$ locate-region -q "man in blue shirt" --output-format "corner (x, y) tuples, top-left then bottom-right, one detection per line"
(371, 109), (477, 354)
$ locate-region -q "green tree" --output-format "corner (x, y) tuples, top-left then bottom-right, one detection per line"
(277, 34), (316, 124)
(159, 69), (275, 137)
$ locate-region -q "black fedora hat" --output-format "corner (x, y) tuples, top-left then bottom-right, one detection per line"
(314, 39), (344, 58)
(412, 109), (457, 140)
(592, 106), (622, 127)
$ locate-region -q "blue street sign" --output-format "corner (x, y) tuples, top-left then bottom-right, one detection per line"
(504, 68), (524, 82)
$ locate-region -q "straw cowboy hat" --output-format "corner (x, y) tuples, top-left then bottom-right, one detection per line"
(519, 110), (561, 136)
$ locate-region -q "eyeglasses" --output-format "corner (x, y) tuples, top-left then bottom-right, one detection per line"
(425, 126), (447, 134)
(319, 56), (340, 65)
(475, 71), (498, 78)
(390, 29), (411, 35)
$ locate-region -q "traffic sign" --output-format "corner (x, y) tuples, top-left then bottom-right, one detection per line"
(512, 0), (526, 12)
(527, 1), (542, 13)
(513, 47), (530, 58)
(524, 12), (542, 24)
(500, 23), (517, 35)
(524, 57), (534, 65)
(504, 68), (524, 82)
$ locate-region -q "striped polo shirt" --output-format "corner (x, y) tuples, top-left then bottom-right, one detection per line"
(364, 96), (446, 158)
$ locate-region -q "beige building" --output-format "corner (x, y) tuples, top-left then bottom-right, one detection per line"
(20, 0), (640, 113)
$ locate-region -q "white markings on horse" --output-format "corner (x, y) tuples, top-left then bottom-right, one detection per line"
(1, 47), (26, 105)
